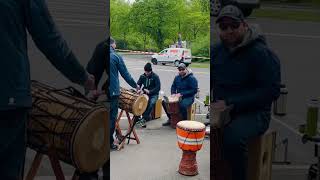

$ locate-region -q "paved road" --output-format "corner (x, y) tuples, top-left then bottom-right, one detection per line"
(212, 16), (320, 179)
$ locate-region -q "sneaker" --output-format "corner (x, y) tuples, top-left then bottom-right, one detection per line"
(141, 120), (147, 128)
(136, 118), (147, 128)
(162, 120), (171, 126)
(110, 144), (118, 151)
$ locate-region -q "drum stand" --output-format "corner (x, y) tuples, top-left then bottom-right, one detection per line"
(25, 150), (80, 180)
(115, 110), (140, 150)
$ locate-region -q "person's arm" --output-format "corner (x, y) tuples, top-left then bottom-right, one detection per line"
(225, 48), (281, 112)
(25, 0), (88, 85)
(149, 75), (161, 95)
(171, 76), (177, 94)
(137, 75), (143, 87)
(86, 41), (106, 88)
(117, 55), (137, 89)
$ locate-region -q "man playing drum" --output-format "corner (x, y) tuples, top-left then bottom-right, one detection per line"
(162, 63), (198, 126)
(136, 62), (161, 128)
(211, 5), (281, 180)
(109, 37), (138, 150)
(0, 0), (95, 179)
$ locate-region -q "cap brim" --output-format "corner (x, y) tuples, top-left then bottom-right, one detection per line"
(216, 15), (242, 23)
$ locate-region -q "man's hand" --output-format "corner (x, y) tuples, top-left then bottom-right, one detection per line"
(176, 93), (182, 97)
(136, 85), (140, 91)
(144, 89), (150, 94)
(137, 89), (143, 95)
(84, 73), (95, 90)
(87, 89), (103, 101)
(212, 100), (227, 111)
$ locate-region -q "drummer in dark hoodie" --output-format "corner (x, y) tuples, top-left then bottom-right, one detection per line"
(162, 63), (198, 126)
(211, 5), (281, 180)
(136, 62), (161, 128)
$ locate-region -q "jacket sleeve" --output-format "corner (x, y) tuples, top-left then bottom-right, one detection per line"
(86, 41), (106, 88)
(25, 0), (87, 85)
(171, 76), (177, 94)
(225, 48), (281, 112)
(149, 74), (161, 95)
(180, 76), (198, 97)
(117, 55), (137, 89)
(137, 75), (143, 87)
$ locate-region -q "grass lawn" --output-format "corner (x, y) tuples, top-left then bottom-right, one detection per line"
(190, 62), (210, 69)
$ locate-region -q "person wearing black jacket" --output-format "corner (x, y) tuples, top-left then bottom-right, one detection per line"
(0, 0), (95, 179)
(83, 39), (109, 180)
(136, 63), (161, 127)
(212, 5), (281, 180)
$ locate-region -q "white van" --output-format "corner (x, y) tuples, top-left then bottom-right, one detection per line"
(151, 48), (192, 67)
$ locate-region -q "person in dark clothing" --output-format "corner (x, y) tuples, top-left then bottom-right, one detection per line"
(136, 62), (161, 127)
(162, 63), (198, 126)
(81, 39), (109, 180)
(0, 0), (95, 179)
(211, 5), (281, 180)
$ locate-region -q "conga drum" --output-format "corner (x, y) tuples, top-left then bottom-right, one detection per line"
(28, 80), (109, 173)
(176, 120), (206, 176)
(119, 87), (148, 116)
(167, 95), (182, 128)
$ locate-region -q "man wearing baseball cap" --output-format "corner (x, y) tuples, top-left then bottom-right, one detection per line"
(211, 5), (281, 180)
(162, 63), (198, 126)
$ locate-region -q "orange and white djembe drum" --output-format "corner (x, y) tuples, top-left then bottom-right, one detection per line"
(176, 120), (206, 176)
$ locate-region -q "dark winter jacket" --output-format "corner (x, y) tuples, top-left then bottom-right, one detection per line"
(171, 70), (198, 99)
(211, 25), (281, 114)
(0, 0), (87, 110)
(137, 72), (161, 96)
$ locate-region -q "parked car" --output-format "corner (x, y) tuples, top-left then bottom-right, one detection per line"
(211, 0), (260, 17)
(151, 48), (192, 67)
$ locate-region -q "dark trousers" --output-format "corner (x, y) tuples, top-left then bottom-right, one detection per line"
(142, 95), (158, 120)
(110, 96), (119, 145)
(162, 97), (194, 120)
(0, 109), (28, 180)
(223, 111), (270, 180)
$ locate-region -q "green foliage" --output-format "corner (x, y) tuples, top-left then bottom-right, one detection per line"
(110, 0), (210, 57)
(190, 33), (210, 58)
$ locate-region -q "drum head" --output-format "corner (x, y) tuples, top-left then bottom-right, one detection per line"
(177, 120), (205, 131)
(72, 107), (109, 172)
(132, 95), (148, 116)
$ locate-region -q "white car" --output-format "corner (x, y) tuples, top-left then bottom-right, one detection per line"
(151, 48), (192, 67)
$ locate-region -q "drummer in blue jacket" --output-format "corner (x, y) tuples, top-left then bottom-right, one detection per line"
(162, 63), (198, 126)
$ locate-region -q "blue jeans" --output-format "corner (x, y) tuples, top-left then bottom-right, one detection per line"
(0, 109), (28, 180)
(179, 97), (194, 120)
(109, 96), (119, 145)
(223, 111), (270, 180)
(142, 95), (158, 120)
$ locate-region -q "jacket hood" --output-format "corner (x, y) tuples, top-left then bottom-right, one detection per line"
(230, 24), (267, 53)
(180, 68), (193, 79)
